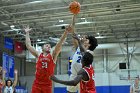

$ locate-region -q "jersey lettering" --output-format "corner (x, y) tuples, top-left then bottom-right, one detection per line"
(76, 56), (82, 63)
(7, 89), (11, 93)
(42, 62), (47, 68)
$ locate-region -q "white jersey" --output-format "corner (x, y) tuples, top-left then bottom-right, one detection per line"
(132, 84), (140, 93)
(4, 86), (14, 93)
(71, 47), (82, 75)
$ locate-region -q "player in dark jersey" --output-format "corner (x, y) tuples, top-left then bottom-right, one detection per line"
(24, 25), (71, 93)
(51, 33), (97, 93)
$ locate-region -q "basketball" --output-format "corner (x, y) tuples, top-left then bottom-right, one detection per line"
(69, 1), (81, 14)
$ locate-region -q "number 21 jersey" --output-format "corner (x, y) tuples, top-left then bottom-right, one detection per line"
(35, 53), (55, 86)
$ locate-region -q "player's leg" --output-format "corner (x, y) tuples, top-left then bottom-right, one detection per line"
(67, 86), (78, 93)
(67, 83), (80, 93)
(67, 74), (79, 93)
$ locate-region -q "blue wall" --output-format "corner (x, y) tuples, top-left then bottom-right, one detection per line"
(54, 85), (130, 93)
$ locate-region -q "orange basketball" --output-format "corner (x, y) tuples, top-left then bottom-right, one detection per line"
(69, 1), (81, 14)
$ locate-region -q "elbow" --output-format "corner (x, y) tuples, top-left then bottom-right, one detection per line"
(26, 43), (31, 49)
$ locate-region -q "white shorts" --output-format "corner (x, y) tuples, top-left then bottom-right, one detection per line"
(71, 63), (82, 75)
(67, 74), (80, 93)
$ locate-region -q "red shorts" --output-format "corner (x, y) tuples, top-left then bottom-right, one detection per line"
(0, 84), (2, 93)
(31, 81), (52, 93)
(81, 90), (96, 93)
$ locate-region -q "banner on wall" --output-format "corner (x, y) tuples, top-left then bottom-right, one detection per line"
(4, 37), (14, 50)
(2, 53), (15, 79)
(9, 56), (14, 78)
(2, 53), (9, 78)
(14, 41), (24, 53)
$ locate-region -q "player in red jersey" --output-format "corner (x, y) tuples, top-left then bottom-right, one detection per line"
(51, 33), (97, 93)
(24, 25), (71, 93)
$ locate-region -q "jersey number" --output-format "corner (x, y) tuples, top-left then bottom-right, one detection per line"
(42, 62), (48, 68)
(77, 56), (82, 63)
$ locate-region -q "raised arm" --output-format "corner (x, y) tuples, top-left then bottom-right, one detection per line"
(24, 26), (39, 58)
(71, 15), (78, 49)
(73, 33), (86, 54)
(2, 70), (6, 86)
(130, 85), (133, 93)
(52, 27), (69, 62)
(51, 69), (85, 86)
(13, 69), (18, 87)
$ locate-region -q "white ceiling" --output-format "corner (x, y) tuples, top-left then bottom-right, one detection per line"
(0, 0), (140, 45)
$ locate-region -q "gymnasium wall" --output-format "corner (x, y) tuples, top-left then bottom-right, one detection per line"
(20, 72), (134, 93)
(52, 72), (138, 93)
(1, 33), (140, 93)
(22, 43), (140, 93)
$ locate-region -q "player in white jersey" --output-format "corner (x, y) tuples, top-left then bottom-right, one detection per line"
(3, 69), (18, 93)
(68, 47), (82, 92)
(4, 86), (14, 93)
(71, 47), (82, 75)
(130, 77), (140, 93)
(67, 26), (98, 93)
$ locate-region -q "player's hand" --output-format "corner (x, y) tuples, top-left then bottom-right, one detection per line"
(65, 25), (73, 33)
(14, 69), (18, 74)
(50, 76), (58, 81)
(3, 69), (6, 74)
(23, 25), (32, 33)
(72, 33), (80, 41)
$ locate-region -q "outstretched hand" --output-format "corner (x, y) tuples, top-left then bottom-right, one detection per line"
(72, 33), (80, 41)
(14, 69), (18, 74)
(65, 25), (73, 33)
(50, 76), (58, 81)
(23, 25), (32, 33)
(3, 69), (6, 74)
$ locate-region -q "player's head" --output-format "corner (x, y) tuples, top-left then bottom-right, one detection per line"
(42, 44), (51, 53)
(6, 79), (13, 86)
(82, 35), (98, 51)
(135, 77), (139, 84)
(81, 52), (93, 67)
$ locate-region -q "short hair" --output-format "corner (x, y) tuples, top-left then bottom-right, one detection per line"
(86, 35), (98, 51)
(40, 43), (52, 48)
(6, 79), (13, 86)
(82, 52), (93, 65)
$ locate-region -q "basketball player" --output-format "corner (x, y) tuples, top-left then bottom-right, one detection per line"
(24, 25), (71, 93)
(130, 77), (140, 93)
(51, 33), (96, 93)
(3, 69), (18, 93)
(67, 19), (98, 93)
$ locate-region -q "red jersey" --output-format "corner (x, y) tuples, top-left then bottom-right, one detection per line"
(0, 80), (2, 93)
(80, 65), (96, 93)
(35, 53), (55, 86)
